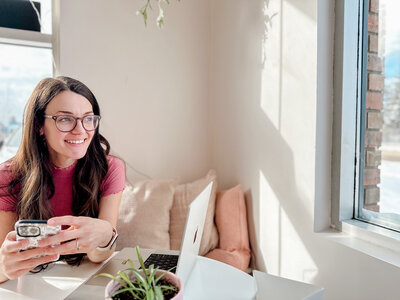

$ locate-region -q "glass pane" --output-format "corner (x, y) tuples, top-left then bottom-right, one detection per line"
(358, 0), (400, 231)
(0, 43), (52, 163)
(380, 0), (400, 216)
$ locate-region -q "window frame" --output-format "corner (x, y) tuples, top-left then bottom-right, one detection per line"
(331, 0), (400, 242)
(0, 0), (60, 75)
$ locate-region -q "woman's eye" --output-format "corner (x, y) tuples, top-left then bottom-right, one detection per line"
(59, 117), (73, 122)
(84, 116), (93, 122)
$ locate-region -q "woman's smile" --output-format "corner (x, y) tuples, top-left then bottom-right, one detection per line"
(65, 138), (86, 145)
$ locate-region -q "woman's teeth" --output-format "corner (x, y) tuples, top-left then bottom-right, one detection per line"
(65, 139), (84, 144)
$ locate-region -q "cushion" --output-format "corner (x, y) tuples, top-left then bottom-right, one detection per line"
(205, 248), (251, 272)
(169, 169), (219, 255)
(205, 184), (251, 271)
(116, 179), (178, 251)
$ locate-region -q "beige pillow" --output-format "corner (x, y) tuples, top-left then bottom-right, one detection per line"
(116, 179), (178, 251)
(169, 170), (219, 255)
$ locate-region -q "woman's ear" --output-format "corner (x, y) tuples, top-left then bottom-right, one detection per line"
(39, 127), (44, 135)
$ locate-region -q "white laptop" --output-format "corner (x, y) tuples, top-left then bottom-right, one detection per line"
(65, 182), (213, 298)
(143, 181), (213, 286)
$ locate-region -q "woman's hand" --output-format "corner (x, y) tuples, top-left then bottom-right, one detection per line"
(0, 231), (59, 281)
(37, 216), (113, 255)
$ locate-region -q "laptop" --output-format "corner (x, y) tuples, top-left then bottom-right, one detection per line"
(66, 181), (213, 299)
(143, 181), (212, 285)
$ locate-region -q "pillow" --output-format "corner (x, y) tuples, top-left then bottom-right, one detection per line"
(205, 248), (251, 272)
(205, 184), (251, 271)
(116, 179), (178, 251)
(169, 169), (219, 255)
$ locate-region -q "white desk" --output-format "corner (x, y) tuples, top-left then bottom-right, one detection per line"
(67, 248), (258, 300)
(0, 248), (323, 300)
(0, 254), (112, 300)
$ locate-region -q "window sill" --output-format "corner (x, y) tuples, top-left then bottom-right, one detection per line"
(0, 27), (51, 48)
(318, 219), (400, 268)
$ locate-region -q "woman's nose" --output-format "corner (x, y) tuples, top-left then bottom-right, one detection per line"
(71, 119), (86, 134)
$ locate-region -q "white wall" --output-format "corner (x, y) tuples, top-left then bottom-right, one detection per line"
(210, 0), (400, 300)
(59, 0), (400, 299)
(59, 0), (211, 183)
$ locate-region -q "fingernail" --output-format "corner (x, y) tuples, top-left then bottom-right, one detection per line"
(47, 219), (54, 225)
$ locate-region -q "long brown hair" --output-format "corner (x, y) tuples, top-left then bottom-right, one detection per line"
(3, 76), (110, 264)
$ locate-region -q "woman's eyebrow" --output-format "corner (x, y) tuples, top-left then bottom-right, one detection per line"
(56, 111), (94, 115)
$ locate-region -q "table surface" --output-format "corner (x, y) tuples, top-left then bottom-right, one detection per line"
(0, 248), (323, 300)
(0, 248), (154, 300)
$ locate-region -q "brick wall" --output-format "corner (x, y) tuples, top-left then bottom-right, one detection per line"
(364, 0), (383, 212)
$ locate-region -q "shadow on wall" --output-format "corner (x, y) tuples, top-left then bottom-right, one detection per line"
(212, 0), (324, 284)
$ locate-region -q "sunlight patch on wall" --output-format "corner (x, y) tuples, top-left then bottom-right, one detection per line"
(280, 206), (318, 282)
(259, 170), (281, 275)
(260, 0), (282, 131)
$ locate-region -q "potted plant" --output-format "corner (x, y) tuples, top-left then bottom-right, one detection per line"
(96, 246), (183, 300)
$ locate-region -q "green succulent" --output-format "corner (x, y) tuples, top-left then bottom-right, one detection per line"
(137, 0), (181, 28)
(96, 246), (177, 300)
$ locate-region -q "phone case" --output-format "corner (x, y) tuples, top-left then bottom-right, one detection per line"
(15, 220), (61, 250)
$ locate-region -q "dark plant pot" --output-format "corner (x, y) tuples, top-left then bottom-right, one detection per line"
(105, 270), (183, 300)
(0, 0), (41, 32)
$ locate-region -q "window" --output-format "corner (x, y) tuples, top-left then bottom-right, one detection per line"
(332, 0), (400, 236)
(0, 0), (54, 163)
(357, 0), (400, 231)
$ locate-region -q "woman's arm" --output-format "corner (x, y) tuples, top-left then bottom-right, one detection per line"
(86, 191), (122, 262)
(0, 211), (17, 283)
(0, 211), (59, 283)
(38, 191), (123, 263)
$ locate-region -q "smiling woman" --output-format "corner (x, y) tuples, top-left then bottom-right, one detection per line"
(41, 90), (98, 168)
(0, 77), (125, 283)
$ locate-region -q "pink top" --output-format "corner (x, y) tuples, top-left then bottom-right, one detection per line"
(0, 155), (125, 216)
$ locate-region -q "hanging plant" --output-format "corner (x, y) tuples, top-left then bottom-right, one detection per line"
(137, 0), (180, 28)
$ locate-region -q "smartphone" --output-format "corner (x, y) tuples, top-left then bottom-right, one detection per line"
(15, 220), (61, 251)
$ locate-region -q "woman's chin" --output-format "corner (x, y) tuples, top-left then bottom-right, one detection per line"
(68, 150), (89, 160)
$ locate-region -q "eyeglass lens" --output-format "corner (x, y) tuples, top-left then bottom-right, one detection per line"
(56, 116), (99, 132)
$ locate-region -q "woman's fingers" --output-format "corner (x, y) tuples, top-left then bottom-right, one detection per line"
(1, 230), (65, 281)
(40, 216), (112, 254)
(3, 231), (30, 254)
(39, 239), (82, 255)
(6, 254), (59, 280)
(36, 229), (78, 248)
(47, 215), (85, 227)
(14, 246), (58, 261)
(18, 254), (59, 271)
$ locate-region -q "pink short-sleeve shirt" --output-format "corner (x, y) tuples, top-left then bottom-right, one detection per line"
(0, 155), (125, 216)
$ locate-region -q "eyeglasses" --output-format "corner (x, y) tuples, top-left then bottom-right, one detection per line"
(44, 115), (101, 132)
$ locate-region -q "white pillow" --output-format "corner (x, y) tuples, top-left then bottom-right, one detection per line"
(116, 179), (178, 251)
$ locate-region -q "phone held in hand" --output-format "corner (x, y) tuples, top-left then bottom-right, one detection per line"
(15, 220), (61, 251)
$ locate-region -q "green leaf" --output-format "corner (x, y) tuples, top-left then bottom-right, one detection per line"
(136, 246), (149, 278)
(147, 265), (158, 285)
(118, 272), (134, 288)
(95, 273), (126, 288)
(157, 5), (164, 28)
(131, 268), (149, 290)
(122, 258), (136, 270)
(160, 285), (177, 292)
(154, 285), (164, 300)
(154, 269), (171, 284)
(142, 9), (148, 26)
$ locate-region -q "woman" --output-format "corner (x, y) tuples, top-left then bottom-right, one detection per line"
(0, 76), (125, 283)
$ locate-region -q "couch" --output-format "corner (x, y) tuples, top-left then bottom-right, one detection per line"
(116, 169), (251, 272)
